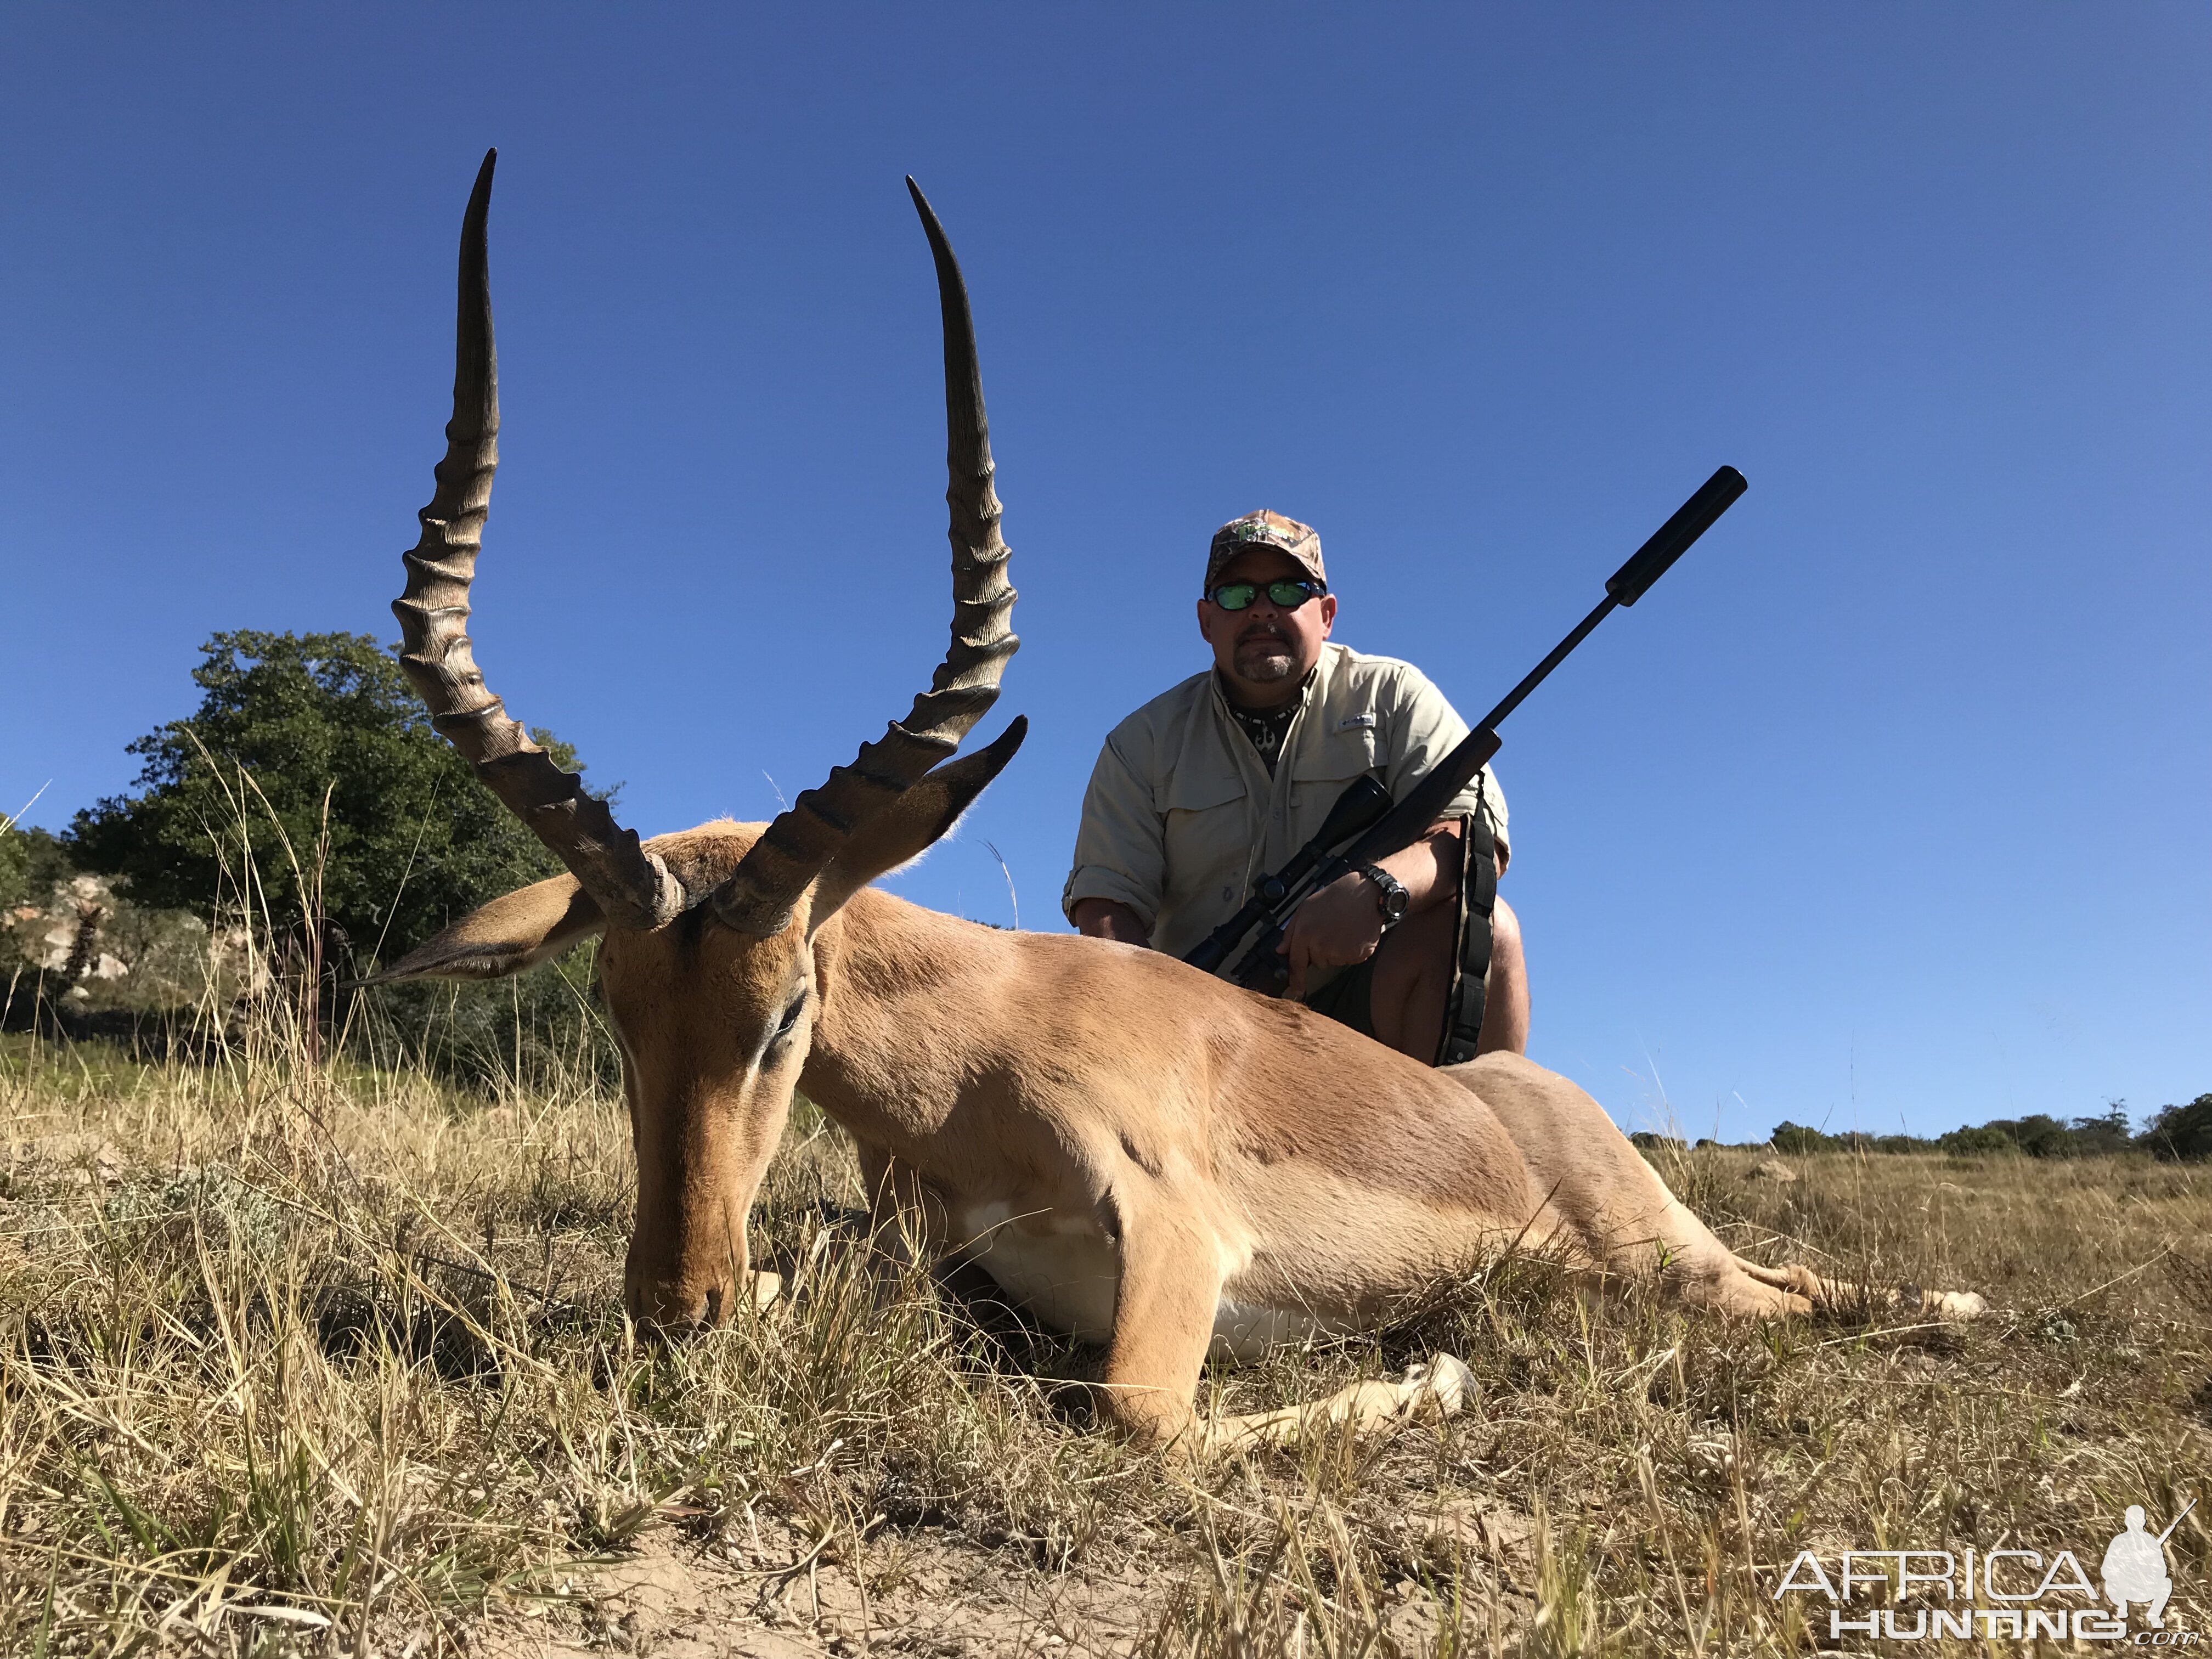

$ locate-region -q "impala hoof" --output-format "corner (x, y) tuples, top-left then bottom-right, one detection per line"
(1404, 1352), (1475, 1418)
(1898, 1283), (1988, 1321)
(625, 1268), (778, 1333)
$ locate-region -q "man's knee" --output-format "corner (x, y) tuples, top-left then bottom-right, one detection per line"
(1477, 896), (1529, 1056)
(1491, 896), (1522, 959)
(1373, 900), (1453, 990)
(1363, 902), (1454, 1060)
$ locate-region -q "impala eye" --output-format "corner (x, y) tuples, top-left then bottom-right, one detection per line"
(773, 994), (806, 1040)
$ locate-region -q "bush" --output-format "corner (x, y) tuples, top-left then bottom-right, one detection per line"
(348, 953), (620, 1098)
(1870, 1133), (1932, 1154)
(69, 631), (586, 968)
(0, 823), (75, 915)
(1770, 1121), (1832, 1155)
(1977, 1114), (2073, 1158)
(2142, 1094), (2212, 1163)
(1938, 1124), (2017, 1156)
(2068, 1105), (2136, 1156)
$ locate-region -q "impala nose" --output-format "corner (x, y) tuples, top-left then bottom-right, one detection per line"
(623, 1265), (732, 1333)
(624, 1267), (783, 1331)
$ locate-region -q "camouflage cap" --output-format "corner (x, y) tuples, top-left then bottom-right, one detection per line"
(1205, 510), (1325, 593)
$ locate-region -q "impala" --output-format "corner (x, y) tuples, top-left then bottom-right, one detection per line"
(374, 153), (1983, 1449)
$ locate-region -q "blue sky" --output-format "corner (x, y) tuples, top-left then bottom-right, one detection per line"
(3, 5), (2204, 1141)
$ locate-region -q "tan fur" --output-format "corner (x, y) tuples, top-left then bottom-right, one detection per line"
(386, 817), (1983, 1451)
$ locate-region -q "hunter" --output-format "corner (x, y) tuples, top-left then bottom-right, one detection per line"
(1064, 510), (1530, 1063)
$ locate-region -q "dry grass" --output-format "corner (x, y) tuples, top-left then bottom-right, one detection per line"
(2, 1015), (2207, 1657)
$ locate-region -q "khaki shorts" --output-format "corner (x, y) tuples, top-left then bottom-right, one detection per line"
(1294, 803), (1498, 1060)
(1300, 957), (1378, 1039)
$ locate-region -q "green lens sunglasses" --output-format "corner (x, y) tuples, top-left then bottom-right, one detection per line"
(1209, 577), (1327, 611)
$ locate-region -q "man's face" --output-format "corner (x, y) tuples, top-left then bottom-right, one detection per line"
(1196, 546), (1337, 705)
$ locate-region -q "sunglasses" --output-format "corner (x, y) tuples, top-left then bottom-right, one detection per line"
(1209, 577), (1327, 612)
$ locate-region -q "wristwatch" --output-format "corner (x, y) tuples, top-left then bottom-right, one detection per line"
(1355, 864), (1410, 931)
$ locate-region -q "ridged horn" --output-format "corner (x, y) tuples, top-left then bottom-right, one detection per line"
(392, 150), (684, 931)
(711, 178), (1019, 935)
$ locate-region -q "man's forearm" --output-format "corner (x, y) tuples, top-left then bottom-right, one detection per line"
(1373, 818), (1463, 915)
(1077, 818), (1465, 964)
(1272, 816), (1467, 996)
(1072, 897), (1151, 945)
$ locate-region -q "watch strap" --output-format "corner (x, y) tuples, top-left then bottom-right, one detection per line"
(1355, 863), (1409, 929)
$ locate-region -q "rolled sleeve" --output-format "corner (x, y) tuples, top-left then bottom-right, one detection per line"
(1387, 667), (1510, 860)
(1062, 730), (1167, 930)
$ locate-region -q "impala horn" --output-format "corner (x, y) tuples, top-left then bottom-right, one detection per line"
(709, 178), (1018, 935)
(392, 149), (685, 930)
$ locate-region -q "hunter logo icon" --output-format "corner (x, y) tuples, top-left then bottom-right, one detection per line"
(2105, 1499), (2194, 1629)
(1774, 1496), (2199, 1643)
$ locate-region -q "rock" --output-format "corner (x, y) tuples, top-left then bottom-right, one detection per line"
(1748, 1158), (1797, 1183)
(1686, 1433), (1737, 1478)
(1424, 1498), (1533, 1562)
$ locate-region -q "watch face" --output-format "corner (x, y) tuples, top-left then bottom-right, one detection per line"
(1364, 866), (1409, 923)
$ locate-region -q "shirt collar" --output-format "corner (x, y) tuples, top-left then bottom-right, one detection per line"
(1211, 663), (1319, 722)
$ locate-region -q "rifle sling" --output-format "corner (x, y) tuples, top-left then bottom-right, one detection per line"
(1437, 795), (1498, 1067)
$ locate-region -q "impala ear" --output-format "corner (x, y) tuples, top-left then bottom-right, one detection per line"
(808, 716), (1028, 929)
(354, 875), (607, 984)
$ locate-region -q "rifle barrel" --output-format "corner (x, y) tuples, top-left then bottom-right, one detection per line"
(2157, 1497), (2198, 1544)
(1473, 465), (1746, 733)
(1472, 591), (1618, 734)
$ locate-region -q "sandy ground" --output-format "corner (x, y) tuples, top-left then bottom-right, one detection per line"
(477, 1496), (1541, 1657)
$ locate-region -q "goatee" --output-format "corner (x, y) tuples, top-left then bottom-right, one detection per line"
(1234, 634), (1296, 682)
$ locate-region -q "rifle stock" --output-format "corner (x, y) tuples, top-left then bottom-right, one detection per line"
(1223, 727), (1502, 994)
(1182, 775), (1390, 973)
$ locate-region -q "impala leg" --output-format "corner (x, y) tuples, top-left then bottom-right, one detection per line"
(853, 1139), (944, 1266)
(1203, 1354), (1475, 1452)
(1099, 1195), (1475, 1454)
(1731, 1259), (1986, 1321)
(1446, 1053), (1988, 1322)
(1096, 1202), (1226, 1450)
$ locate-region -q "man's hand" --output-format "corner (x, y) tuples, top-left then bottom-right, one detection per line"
(1277, 871), (1385, 997)
(1276, 820), (1463, 998)
(1072, 898), (1151, 946)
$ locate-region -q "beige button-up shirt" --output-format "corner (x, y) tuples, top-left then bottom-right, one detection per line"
(1062, 642), (1508, 972)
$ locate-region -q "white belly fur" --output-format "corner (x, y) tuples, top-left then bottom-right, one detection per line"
(953, 1204), (1356, 1363)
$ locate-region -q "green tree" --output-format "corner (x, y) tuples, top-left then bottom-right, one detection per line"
(1938, 1124), (2016, 1155)
(1972, 1114), (2058, 1156)
(0, 822), (75, 912)
(2142, 1094), (2212, 1162)
(1769, 1121), (1833, 1155)
(69, 631), (585, 965)
(2068, 1103), (2135, 1156)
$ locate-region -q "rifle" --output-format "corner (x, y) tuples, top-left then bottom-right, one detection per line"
(2156, 1497), (2198, 1545)
(1181, 775), (1395, 975)
(1182, 465), (1748, 994)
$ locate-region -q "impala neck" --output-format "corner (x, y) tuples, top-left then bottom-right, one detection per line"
(797, 887), (1014, 1151)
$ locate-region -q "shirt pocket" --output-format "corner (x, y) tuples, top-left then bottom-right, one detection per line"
(1157, 764), (1252, 916)
(1286, 725), (1384, 816)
